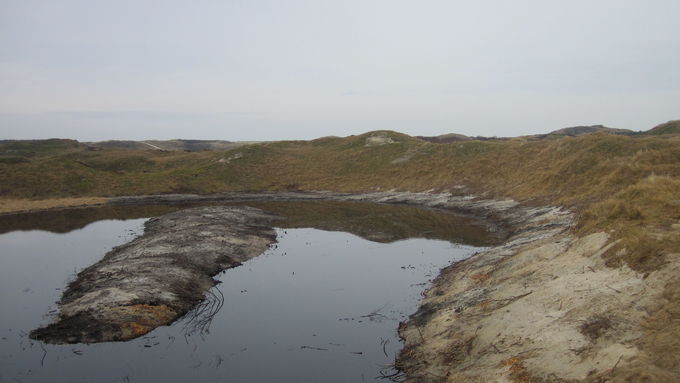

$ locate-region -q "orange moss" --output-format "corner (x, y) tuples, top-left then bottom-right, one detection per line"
(115, 304), (177, 339)
(502, 356), (537, 383)
(121, 322), (152, 338)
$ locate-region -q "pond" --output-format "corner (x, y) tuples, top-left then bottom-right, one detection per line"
(0, 201), (496, 382)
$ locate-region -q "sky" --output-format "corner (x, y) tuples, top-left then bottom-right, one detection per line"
(1, 0), (679, 141)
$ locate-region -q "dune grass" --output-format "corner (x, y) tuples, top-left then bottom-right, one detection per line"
(646, 120), (680, 136)
(2, 131), (679, 272)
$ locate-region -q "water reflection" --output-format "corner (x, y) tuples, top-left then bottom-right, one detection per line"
(0, 200), (501, 246)
(0, 201), (494, 382)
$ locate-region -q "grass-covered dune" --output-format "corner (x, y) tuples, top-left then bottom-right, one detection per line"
(2, 128), (679, 273)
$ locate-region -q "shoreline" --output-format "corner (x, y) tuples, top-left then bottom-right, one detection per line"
(0, 196), (110, 215)
(6, 191), (669, 381)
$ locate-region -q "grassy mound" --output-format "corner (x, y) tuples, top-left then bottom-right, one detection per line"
(646, 120), (680, 135)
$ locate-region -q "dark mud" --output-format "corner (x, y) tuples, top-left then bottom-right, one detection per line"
(30, 206), (280, 344)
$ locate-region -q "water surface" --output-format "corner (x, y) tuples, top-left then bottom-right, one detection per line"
(0, 202), (491, 382)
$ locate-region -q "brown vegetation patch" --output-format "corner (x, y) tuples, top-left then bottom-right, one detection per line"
(579, 175), (680, 272)
(469, 271), (491, 283)
(502, 356), (538, 383)
(442, 335), (477, 364)
(117, 304), (177, 339)
(579, 315), (613, 341)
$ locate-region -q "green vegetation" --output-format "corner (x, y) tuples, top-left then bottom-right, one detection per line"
(1, 129), (680, 272)
(0, 138), (83, 155)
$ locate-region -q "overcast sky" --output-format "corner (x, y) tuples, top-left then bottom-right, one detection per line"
(1, 0), (679, 141)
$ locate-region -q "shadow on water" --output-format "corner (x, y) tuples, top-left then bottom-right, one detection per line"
(0, 200), (502, 246)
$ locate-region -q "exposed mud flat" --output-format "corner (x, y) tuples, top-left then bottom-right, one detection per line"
(31, 206), (279, 344)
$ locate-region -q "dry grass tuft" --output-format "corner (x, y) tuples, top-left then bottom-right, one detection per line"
(502, 356), (538, 383)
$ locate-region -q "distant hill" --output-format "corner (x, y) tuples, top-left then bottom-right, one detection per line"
(86, 139), (254, 151)
(0, 139), (255, 164)
(645, 120), (680, 135)
(0, 138), (82, 153)
(545, 125), (634, 137)
(85, 140), (150, 150)
(0, 139), (85, 163)
(416, 133), (503, 143)
(416, 133), (471, 143)
(417, 125), (636, 143)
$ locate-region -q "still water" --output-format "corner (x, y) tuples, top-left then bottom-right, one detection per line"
(0, 202), (492, 382)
